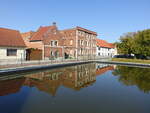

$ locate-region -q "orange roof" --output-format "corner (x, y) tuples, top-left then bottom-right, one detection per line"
(96, 66), (114, 76)
(96, 38), (115, 48)
(0, 28), (26, 47)
(109, 43), (115, 48)
(21, 31), (35, 39)
(30, 26), (56, 41)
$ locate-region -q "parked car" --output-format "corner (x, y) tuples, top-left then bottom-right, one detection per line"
(113, 54), (134, 59)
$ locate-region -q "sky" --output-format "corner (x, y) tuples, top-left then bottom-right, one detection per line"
(0, 0), (150, 42)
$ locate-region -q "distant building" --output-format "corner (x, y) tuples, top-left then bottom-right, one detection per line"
(96, 39), (117, 57)
(0, 28), (26, 61)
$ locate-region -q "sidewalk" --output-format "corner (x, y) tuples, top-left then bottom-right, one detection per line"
(0, 60), (93, 75)
(95, 60), (150, 68)
(0, 59), (79, 69)
(1, 58), (149, 76)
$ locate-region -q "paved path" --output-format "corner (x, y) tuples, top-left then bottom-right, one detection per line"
(0, 60), (93, 75)
(95, 60), (150, 68)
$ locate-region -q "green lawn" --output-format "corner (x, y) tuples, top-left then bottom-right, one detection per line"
(112, 58), (150, 64)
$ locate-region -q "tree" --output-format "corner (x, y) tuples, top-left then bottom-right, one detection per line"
(116, 29), (150, 59)
(116, 32), (135, 54)
(133, 29), (150, 57)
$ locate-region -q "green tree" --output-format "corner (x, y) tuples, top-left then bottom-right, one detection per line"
(133, 29), (150, 57)
(116, 32), (135, 54)
(116, 29), (150, 58)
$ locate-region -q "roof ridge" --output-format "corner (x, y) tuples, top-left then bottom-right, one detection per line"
(0, 27), (19, 32)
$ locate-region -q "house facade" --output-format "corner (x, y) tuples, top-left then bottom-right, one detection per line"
(22, 23), (97, 60)
(0, 28), (26, 61)
(29, 23), (63, 60)
(96, 39), (117, 57)
(61, 26), (97, 59)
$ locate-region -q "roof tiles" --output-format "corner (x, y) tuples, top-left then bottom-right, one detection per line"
(0, 28), (26, 47)
(96, 38), (115, 48)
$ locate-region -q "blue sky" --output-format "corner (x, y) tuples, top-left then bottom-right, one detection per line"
(0, 0), (150, 42)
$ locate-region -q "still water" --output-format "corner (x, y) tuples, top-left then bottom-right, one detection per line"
(0, 63), (150, 113)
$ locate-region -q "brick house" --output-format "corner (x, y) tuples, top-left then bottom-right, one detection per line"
(0, 28), (26, 61)
(22, 23), (97, 60)
(61, 26), (97, 59)
(29, 23), (63, 60)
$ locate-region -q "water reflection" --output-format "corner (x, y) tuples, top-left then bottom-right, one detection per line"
(1, 64), (150, 113)
(113, 66), (150, 93)
(0, 63), (114, 96)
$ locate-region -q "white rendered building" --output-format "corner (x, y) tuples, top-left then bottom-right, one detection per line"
(96, 39), (117, 57)
(0, 28), (26, 61)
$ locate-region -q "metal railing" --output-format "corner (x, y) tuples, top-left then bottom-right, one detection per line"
(0, 56), (111, 69)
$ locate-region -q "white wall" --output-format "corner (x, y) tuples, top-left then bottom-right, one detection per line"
(96, 46), (116, 57)
(0, 47), (26, 60)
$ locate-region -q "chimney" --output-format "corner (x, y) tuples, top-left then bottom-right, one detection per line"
(52, 22), (56, 26)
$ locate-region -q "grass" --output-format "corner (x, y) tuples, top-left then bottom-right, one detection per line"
(112, 58), (150, 64)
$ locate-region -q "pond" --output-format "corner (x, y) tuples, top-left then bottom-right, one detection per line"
(0, 63), (150, 113)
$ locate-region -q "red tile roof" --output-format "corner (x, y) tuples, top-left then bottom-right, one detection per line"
(0, 28), (26, 47)
(109, 43), (115, 48)
(96, 66), (114, 76)
(30, 26), (56, 41)
(96, 38), (115, 48)
(21, 31), (35, 39)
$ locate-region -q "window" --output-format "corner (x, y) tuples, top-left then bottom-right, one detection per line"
(81, 40), (84, 45)
(54, 41), (58, 46)
(51, 41), (54, 46)
(7, 49), (17, 56)
(50, 51), (53, 56)
(51, 40), (58, 46)
(70, 40), (73, 45)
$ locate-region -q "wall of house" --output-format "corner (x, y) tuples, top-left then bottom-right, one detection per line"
(27, 41), (43, 50)
(96, 46), (114, 57)
(44, 47), (63, 60)
(0, 47), (26, 60)
(77, 30), (97, 59)
(60, 29), (77, 58)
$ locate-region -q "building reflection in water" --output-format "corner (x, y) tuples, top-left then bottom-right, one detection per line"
(0, 63), (114, 96)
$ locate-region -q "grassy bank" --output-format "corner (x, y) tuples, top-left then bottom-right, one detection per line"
(112, 58), (150, 64)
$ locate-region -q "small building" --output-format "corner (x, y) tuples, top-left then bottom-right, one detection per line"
(96, 39), (117, 57)
(0, 28), (26, 61)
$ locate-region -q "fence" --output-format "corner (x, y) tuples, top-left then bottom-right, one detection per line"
(0, 56), (112, 69)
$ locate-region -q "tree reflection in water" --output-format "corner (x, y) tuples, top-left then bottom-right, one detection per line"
(113, 66), (150, 93)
